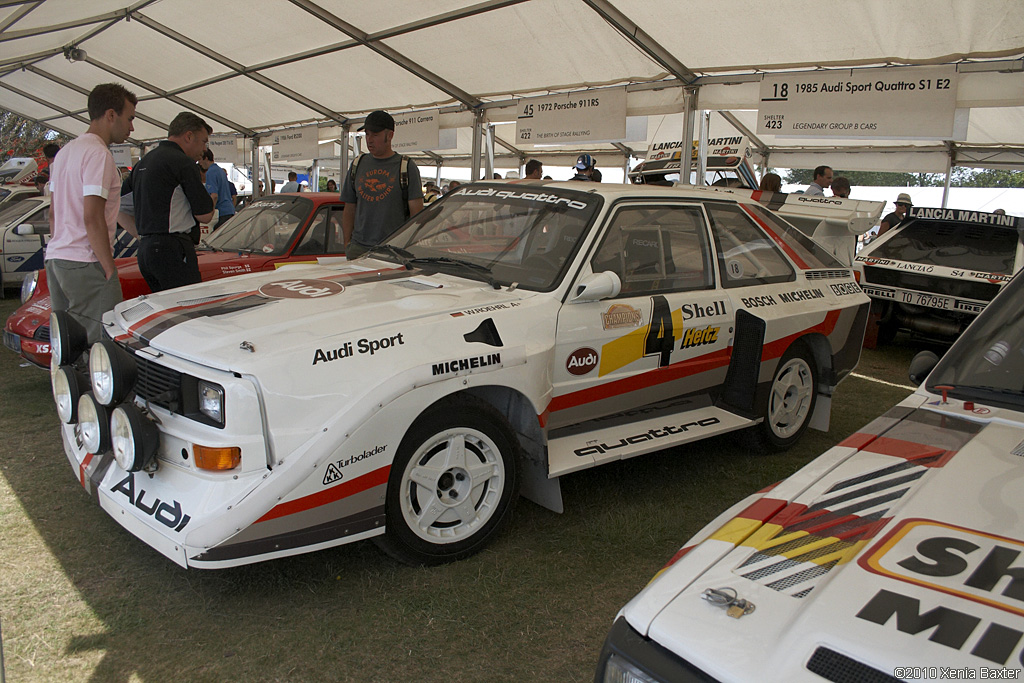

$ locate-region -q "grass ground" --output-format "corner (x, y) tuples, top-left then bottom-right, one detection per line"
(0, 294), (923, 682)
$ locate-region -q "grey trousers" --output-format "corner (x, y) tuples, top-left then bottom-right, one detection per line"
(45, 258), (122, 346)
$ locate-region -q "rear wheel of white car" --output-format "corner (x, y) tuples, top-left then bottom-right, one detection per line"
(757, 341), (817, 451)
(376, 396), (520, 566)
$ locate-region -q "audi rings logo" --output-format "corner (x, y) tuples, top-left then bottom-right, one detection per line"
(566, 347), (599, 376)
(258, 279), (344, 299)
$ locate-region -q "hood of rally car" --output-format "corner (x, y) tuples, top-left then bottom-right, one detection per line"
(109, 261), (534, 370)
(631, 398), (1024, 680)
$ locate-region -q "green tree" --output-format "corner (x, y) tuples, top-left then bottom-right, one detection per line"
(948, 168), (1024, 188)
(0, 108), (70, 166)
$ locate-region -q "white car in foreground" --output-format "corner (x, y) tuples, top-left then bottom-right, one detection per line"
(596, 271), (1024, 682)
(50, 181), (869, 568)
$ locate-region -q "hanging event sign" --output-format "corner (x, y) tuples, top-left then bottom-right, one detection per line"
(516, 86), (626, 145)
(392, 110), (441, 153)
(109, 143), (133, 167)
(757, 66), (959, 139)
(208, 135), (242, 165)
(272, 125), (319, 162)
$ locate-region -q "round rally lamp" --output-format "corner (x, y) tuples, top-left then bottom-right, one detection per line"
(77, 394), (111, 454)
(50, 310), (88, 367)
(20, 269), (38, 304)
(89, 340), (137, 406)
(111, 403), (159, 472)
(51, 365), (88, 424)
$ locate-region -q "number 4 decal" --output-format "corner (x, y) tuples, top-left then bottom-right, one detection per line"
(643, 295), (674, 367)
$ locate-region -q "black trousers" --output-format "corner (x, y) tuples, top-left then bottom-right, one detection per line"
(138, 232), (201, 292)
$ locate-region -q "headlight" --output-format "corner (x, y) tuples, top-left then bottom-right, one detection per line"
(89, 341), (137, 406)
(78, 394), (111, 454)
(198, 381), (224, 425)
(51, 311), (88, 366)
(111, 403), (159, 472)
(21, 270), (38, 303)
(601, 655), (659, 683)
(51, 365), (87, 423)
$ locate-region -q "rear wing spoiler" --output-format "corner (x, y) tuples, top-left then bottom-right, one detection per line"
(0, 157), (39, 185)
(748, 191), (885, 266)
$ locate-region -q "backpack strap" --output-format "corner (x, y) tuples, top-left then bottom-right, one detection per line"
(399, 154), (409, 218)
(348, 153), (365, 189)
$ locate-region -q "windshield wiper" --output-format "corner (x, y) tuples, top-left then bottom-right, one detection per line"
(364, 244), (414, 267)
(409, 256), (500, 289)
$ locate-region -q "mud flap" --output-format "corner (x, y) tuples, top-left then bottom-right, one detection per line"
(719, 309), (766, 417)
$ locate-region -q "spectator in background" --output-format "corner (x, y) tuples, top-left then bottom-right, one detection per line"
(878, 192), (912, 236)
(993, 208), (1006, 215)
(492, 172), (503, 179)
(42, 143), (60, 173)
(569, 154), (596, 181)
(831, 176), (851, 199)
(447, 180), (462, 193)
(45, 82), (137, 344)
(34, 173), (48, 195)
(804, 165), (832, 196)
(759, 172), (782, 193)
(280, 172), (299, 193)
(524, 159), (543, 180)
(199, 149), (235, 230)
(326, 179), (338, 192)
(424, 181), (441, 204)
(120, 111), (214, 292)
(591, 168), (602, 183)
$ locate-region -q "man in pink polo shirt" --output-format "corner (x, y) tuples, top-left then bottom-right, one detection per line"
(45, 83), (138, 344)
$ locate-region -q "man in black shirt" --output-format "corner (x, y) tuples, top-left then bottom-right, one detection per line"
(120, 112), (214, 291)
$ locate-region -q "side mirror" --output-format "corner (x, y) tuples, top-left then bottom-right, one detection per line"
(908, 350), (939, 386)
(570, 271), (621, 303)
(14, 223), (34, 236)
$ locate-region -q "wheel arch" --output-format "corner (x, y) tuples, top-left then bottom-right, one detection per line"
(417, 384), (563, 513)
(790, 332), (835, 433)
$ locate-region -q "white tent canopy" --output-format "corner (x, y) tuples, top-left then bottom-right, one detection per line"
(2, 0), (1023, 173)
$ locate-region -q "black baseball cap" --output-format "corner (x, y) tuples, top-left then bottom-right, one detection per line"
(358, 110), (395, 133)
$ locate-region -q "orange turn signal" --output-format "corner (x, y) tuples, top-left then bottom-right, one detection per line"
(853, 270), (861, 283)
(193, 445), (241, 471)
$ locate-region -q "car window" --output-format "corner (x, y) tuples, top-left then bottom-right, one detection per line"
(591, 204), (713, 296)
(869, 220), (1018, 274)
(0, 197), (44, 227)
(205, 198), (308, 256)
(706, 203), (795, 288)
(293, 208), (329, 256)
(24, 207), (49, 235)
(327, 207), (345, 253)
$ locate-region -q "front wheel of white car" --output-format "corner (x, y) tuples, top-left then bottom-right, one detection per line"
(376, 396), (520, 566)
(756, 341), (818, 452)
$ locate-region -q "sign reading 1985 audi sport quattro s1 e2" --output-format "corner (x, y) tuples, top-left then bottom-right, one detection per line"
(50, 181), (869, 568)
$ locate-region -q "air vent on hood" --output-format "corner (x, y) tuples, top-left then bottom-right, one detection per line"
(806, 647), (899, 683)
(804, 269), (851, 280)
(121, 301), (154, 323)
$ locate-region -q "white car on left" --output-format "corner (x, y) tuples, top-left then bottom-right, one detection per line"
(0, 194), (50, 287)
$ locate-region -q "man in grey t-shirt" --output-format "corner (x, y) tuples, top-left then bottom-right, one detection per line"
(341, 110), (424, 258)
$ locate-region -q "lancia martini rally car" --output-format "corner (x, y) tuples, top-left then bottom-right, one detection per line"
(51, 181), (870, 568)
(6, 193), (342, 367)
(596, 270), (1024, 683)
(855, 206), (1024, 343)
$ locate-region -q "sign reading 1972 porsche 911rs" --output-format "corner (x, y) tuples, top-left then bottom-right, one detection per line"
(50, 181), (870, 569)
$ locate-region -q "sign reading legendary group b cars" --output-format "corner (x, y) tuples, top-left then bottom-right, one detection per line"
(517, 87), (626, 145)
(757, 66), (959, 140)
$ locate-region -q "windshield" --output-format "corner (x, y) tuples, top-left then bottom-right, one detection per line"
(868, 220), (1018, 274)
(203, 197), (310, 255)
(928, 272), (1024, 410)
(378, 184), (602, 291)
(0, 197), (44, 227)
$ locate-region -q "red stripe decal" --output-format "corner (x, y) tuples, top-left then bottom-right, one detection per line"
(862, 436), (948, 464)
(735, 496), (788, 523)
(547, 348), (731, 414)
(80, 452), (95, 487)
(741, 204), (809, 269)
(255, 465), (391, 523)
(838, 431), (877, 450)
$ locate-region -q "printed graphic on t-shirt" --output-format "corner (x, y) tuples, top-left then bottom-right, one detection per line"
(358, 169), (394, 203)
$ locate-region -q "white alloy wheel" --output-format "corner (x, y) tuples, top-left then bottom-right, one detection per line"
(398, 427), (505, 544)
(767, 357), (814, 440)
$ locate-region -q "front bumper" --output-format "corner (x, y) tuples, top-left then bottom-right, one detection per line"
(594, 617), (717, 683)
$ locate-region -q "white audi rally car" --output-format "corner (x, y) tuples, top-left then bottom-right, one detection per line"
(855, 206), (1024, 343)
(596, 270), (1024, 683)
(50, 181), (870, 568)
